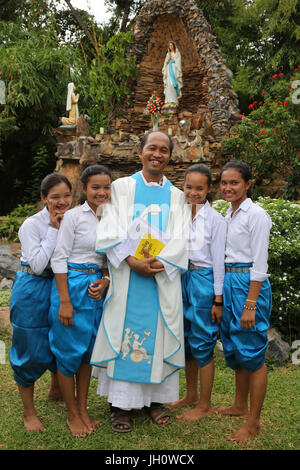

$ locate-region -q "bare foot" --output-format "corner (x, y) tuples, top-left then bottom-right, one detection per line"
(23, 413), (46, 432)
(214, 405), (249, 417)
(67, 414), (90, 437)
(176, 406), (214, 422)
(227, 422), (260, 444)
(79, 408), (100, 432)
(167, 395), (198, 409)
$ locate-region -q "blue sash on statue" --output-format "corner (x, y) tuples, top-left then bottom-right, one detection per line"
(109, 172), (172, 383)
(169, 60), (180, 96)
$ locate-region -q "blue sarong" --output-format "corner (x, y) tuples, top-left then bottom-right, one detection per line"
(49, 263), (104, 377)
(9, 265), (56, 387)
(182, 268), (218, 367)
(220, 263), (272, 372)
(108, 172), (174, 384)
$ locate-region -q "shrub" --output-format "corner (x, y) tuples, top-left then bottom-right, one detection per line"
(212, 197), (300, 343)
(221, 68), (300, 199)
(0, 204), (37, 241)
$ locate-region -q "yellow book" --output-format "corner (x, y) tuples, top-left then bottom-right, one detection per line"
(134, 233), (166, 259)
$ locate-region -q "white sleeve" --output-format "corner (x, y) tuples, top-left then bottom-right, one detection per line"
(19, 218), (58, 275)
(211, 215), (227, 295)
(249, 209), (272, 282)
(50, 211), (76, 274)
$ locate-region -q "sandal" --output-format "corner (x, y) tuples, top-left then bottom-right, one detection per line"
(146, 402), (172, 426)
(110, 406), (132, 433)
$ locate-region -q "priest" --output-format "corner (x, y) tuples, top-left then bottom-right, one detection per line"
(91, 131), (190, 432)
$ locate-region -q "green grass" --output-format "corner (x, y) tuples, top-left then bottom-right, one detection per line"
(0, 325), (299, 451)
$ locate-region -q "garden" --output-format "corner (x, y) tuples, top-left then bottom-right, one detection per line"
(0, 0), (299, 453)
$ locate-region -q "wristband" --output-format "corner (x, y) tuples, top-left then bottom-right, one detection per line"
(246, 299), (256, 303)
(244, 304), (256, 311)
(213, 301), (223, 307)
(102, 276), (110, 281)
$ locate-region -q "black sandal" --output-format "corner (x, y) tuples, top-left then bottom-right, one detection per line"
(145, 402), (172, 426)
(110, 406), (132, 433)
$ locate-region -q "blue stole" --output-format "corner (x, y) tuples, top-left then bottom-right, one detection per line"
(169, 60), (180, 96)
(110, 172), (172, 383)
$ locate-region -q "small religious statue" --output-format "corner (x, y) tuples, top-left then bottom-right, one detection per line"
(162, 41), (183, 107)
(59, 82), (79, 126)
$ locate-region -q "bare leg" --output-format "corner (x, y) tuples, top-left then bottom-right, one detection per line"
(17, 384), (45, 432)
(168, 358), (199, 409)
(177, 359), (215, 421)
(57, 369), (89, 437)
(48, 372), (63, 401)
(227, 364), (267, 443)
(215, 367), (249, 417)
(76, 363), (99, 432)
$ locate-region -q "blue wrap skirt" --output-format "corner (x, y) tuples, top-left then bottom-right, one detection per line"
(182, 268), (218, 367)
(220, 263), (272, 372)
(9, 265), (56, 387)
(48, 263), (104, 377)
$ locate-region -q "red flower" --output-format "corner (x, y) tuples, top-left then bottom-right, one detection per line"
(249, 104), (253, 110)
(261, 91), (265, 97)
(287, 88), (291, 91)
(261, 129), (266, 134)
(273, 129), (277, 133)
(259, 120), (263, 125)
(284, 101), (289, 107)
(266, 158), (270, 162)
(279, 73), (284, 77)
(277, 101), (282, 105)
(259, 101), (263, 105)
(272, 74), (278, 78)
(294, 68), (298, 72)
(17, 122), (21, 127)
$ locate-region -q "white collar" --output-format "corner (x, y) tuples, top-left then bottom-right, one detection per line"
(140, 171), (166, 187)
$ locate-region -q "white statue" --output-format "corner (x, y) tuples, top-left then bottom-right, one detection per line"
(162, 41), (183, 106)
(60, 82), (79, 126)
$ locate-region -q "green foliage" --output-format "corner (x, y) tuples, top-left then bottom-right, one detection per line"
(221, 69), (300, 199)
(0, 289), (10, 307)
(198, 0), (300, 109)
(87, 32), (137, 132)
(212, 197), (300, 343)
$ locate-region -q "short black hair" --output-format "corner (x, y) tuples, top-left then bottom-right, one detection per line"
(184, 164), (212, 186)
(81, 164), (112, 187)
(139, 131), (174, 157)
(41, 173), (72, 197)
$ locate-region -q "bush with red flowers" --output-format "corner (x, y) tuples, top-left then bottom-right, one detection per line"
(222, 68), (300, 199)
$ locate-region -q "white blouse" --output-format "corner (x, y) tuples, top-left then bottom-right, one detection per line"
(189, 201), (227, 295)
(19, 206), (58, 275)
(51, 201), (106, 274)
(224, 198), (272, 282)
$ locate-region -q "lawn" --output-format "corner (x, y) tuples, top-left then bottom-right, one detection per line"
(0, 325), (299, 453)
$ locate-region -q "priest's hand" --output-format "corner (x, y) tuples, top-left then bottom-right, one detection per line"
(125, 251), (165, 277)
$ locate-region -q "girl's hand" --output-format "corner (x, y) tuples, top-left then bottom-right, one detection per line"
(211, 305), (222, 325)
(240, 309), (256, 329)
(88, 278), (109, 300)
(58, 300), (74, 326)
(48, 200), (64, 229)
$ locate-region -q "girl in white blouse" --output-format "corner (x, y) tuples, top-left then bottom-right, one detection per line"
(49, 164), (111, 438)
(218, 160), (272, 444)
(168, 164), (227, 422)
(9, 173), (72, 432)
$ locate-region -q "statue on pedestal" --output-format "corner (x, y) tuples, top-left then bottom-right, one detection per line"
(162, 41), (183, 107)
(59, 83), (79, 126)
